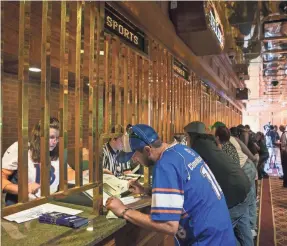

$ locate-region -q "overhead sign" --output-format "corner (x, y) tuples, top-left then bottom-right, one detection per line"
(169, 1), (225, 55)
(105, 4), (147, 53)
(173, 59), (190, 81)
(205, 1), (224, 49)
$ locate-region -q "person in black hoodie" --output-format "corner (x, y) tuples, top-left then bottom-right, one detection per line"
(184, 121), (253, 246)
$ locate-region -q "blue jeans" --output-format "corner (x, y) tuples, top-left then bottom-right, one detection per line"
(242, 159), (257, 231)
(229, 191), (254, 246)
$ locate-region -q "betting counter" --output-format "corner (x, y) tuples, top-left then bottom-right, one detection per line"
(1, 175), (172, 246)
(1, 198), (153, 246)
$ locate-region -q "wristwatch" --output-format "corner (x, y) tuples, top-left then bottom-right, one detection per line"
(121, 207), (132, 218)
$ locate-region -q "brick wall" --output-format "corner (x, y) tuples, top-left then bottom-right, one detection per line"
(2, 72), (89, 155)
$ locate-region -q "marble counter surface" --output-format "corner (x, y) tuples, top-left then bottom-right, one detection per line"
(1, 197), (151, 246)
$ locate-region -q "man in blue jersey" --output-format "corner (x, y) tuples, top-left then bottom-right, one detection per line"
(106, 124), (236, 246)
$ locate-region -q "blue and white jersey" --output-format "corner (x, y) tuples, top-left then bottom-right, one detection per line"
(2, 142), (60, 202)
(151, 144), (236, 246)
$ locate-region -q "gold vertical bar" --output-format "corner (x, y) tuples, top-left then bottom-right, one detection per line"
(75, 1), (84, 187)
(137, 56), (142, 123)
(93, 1), (104, 216)
(107, 37), (112, 129)
(191, 74), (194, 122)
(131, 52), (136, 125)
(153, 44), (157, 130)
(123, 46), (128, 127)
(171, 57), (175, 137)
(183, 80), (186, 127)
(142, 57), (146, 124)
(88, 2), (96, 183)
(179, 79), (182, 131)
(181, 79), (184, 130)
(177, 78), (180, 132)
(114, 38), (121, 126)
(183, 80), (187, 128)
(141, 56), (145, 124)
(158, 47), (163, 138)
(18, 1), (31, 203)
(130, 50), (135, 125)
(144, 52), (151, 185)
(178, 78), (181, 132)
(59, 1), (69, 191)
(162, 51), (168, 142)
(134, 54), (138, 124)
(104, 36), (110, 133)
(186, 81), (189, 126)
(174, 76), (178, 133)
(166, 54), (172, 141)
(161, 50), (165, 141)
(188, 78), (192, 123)
(40, 1), (52, 197)
(197, 79), (201, 121)
(142, 58), (147, 124)
(174, 76), (177, 133)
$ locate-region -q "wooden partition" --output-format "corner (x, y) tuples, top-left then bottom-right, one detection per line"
(1, 1), (242, 217)
(2, 1), (105, 217)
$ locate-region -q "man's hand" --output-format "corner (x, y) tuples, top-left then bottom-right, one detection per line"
(28, 182), (40, 194)
(128, 179), (144, 194)
(105, 197), (127, 217)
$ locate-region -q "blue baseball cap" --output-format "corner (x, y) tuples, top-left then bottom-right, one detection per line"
(116, 124), (159, 163)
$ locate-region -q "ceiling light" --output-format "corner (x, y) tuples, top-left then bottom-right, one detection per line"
(29, 67), (41, 72)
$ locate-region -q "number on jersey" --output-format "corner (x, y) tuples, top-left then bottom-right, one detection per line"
(200, 163), (222, 199)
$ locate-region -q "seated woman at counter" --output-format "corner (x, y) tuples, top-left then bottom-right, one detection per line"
(102, 125), (132, 177)
(1, 117), (75, 206)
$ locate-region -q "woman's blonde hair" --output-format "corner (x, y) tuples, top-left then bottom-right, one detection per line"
(29, 117), (60, 162)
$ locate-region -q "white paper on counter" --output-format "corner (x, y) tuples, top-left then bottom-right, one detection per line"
(3, 203), (83, 224)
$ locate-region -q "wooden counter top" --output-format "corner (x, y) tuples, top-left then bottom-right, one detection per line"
(1, 197), (151, 246)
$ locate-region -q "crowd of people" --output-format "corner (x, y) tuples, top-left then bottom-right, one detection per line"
(2, 118), (287, 245)
(105, 121), (287, 245)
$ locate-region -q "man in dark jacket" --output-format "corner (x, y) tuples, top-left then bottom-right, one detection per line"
(184, 121), (253, 246)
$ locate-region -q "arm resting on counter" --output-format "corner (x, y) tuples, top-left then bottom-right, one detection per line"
(2, 169), (18, 194)
(123, 209), (179, 235)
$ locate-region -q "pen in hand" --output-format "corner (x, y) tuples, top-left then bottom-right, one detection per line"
(128, 176), (141, 190)
(135, 176), (141, 183)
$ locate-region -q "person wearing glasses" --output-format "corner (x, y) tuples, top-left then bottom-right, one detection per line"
(1, 117), (75, 206)
(106, 124), (236, 246)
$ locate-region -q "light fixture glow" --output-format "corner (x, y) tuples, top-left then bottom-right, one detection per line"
(81, 49), (84, 54)
(100, 50), (104, 56)
(29, 67), (41, 72)
(86, 227), (93, 231)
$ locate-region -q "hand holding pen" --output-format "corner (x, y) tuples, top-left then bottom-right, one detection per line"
(128, 176), (144, 194)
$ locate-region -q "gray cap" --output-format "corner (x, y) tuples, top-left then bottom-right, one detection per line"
(184, 121), (206, 134)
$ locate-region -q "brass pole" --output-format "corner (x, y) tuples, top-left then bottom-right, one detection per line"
(59, 1), (69, 191)
(75, 1), (85, 187)
(40, 1), (52, 197)
(17, 1), (31, 203)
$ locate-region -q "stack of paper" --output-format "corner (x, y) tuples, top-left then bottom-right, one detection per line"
(4, 203), (82, 224)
